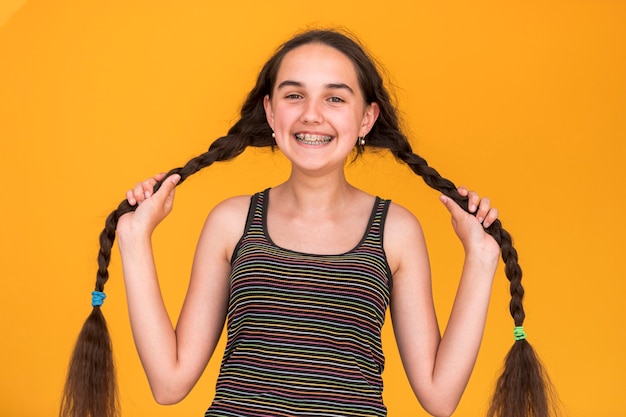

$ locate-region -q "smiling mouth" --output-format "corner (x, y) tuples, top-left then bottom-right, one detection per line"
(295, 133), (333, 145)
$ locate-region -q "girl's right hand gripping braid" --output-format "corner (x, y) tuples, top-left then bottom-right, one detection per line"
(117, 172), (232, 404)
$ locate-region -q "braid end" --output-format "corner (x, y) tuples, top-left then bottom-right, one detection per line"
(487, 339), (560, 417)
(60, 307), (119, 417)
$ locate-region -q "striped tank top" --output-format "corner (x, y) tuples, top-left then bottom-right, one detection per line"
(206, 189), (392, 416)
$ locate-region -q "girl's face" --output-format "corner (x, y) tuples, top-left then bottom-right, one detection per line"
(264, 43), (379, 175)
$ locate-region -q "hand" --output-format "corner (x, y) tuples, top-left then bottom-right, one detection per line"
(439, 186), (500, 260)
(117, 173), (181, 237)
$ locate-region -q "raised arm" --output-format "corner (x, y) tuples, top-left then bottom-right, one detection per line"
(116, 174), (247, 404)
(386, 188), (500, 417)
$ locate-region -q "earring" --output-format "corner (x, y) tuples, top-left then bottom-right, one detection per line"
(359, 136), (366, 146)
(272, 132), (275, 139)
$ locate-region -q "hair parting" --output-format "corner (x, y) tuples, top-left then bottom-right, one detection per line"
(61, 28), (558, 417)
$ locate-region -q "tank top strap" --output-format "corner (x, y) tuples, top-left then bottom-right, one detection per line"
(230, 189), (268, 263)
(359, 197), (392, 290)
(247, 188), (269, 229)
(364, 197), (391, 246)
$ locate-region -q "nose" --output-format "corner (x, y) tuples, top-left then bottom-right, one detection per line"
(301, 99), (324, 124)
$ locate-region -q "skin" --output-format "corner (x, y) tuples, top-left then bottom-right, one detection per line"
(117, 43), (500, 417)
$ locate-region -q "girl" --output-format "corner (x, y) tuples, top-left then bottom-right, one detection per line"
(61, 29), (554, 417)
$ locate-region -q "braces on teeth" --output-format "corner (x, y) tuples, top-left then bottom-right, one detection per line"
(295, 133), (332, 145)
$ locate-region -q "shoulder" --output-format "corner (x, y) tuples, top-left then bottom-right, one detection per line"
(384, 201), (424, 239)
(383, 201), (428, 275)
(209, 194), (254, 220)
(197, 194), (254, 261)
(204, 194), (253, 233)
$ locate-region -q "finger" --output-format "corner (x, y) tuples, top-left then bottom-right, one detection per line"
(144, 173), (167, 196)
(457, 186), (478, 212)
(439, 194), (465, 219)
(131, 177), (157, 203)
(126, 189), (137, 206)
(127, 173), (167, 205)
(141, 177), (159, 199)
(483, 207), (498, 228)
(475, 197), (491, 223)
(132, 182), (148, 203)
(466, 191), (480, 213)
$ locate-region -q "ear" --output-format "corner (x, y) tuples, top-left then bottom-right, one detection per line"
(360, 102), (380, 137)
(263, 95), (275, 130)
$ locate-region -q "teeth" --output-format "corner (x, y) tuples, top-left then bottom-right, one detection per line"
(295, 133), (332, 145)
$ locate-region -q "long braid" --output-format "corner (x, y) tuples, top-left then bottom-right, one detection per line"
(59, 29), (279, 415)
(356, 25), (557, 410)
(59, 126), (270, 417)
(388, 139), (555, 417)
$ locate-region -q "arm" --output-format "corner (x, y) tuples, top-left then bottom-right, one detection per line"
(116, 174), (248, 404)
(386, 188), (500, 417)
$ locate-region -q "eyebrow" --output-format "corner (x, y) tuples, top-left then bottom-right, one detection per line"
(277, 80), (355, 94)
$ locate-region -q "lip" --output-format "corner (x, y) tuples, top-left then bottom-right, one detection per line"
(294, 132), (333, 145)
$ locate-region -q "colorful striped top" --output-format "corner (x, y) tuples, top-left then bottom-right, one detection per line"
(206, 189), (393, 416)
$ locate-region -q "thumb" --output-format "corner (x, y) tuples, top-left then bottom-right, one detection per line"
(439, 194), (465, 218)
(154, 173), (181, 201)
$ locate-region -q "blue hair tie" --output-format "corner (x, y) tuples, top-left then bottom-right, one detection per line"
(91, 291), (106, 307)
(514, 326), (527, 341)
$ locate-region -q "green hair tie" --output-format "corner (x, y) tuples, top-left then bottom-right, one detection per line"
(514, 326), (527, 341)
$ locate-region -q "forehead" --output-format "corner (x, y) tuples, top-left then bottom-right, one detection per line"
(275, 43), (360, 88)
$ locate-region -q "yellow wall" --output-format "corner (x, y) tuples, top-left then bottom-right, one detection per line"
(1, 1), (624, 416)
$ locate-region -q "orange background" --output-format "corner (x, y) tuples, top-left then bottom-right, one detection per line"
(1, 1), (625, 416)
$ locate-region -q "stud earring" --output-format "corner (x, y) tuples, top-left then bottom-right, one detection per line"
(272, 132), (275, 139)
(359, 136), (366, 146)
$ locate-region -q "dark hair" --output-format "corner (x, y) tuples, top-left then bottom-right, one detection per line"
(60, 28), (558, 417)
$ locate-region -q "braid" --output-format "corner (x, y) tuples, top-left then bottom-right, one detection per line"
(389, 142), (556, 417)
(59, 127), (269, 417)
(59, 26), (279, 416)
(358, 32), (557, 410)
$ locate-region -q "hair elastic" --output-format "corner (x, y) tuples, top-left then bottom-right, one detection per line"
(514, 326), (527, 341)
(91, 291), (106, 307)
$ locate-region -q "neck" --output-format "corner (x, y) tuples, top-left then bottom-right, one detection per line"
(274, 170), (357, 215)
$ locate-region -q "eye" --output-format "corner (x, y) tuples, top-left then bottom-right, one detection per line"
(285, 93), (303, 100)
(328, 96), (345, 103)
